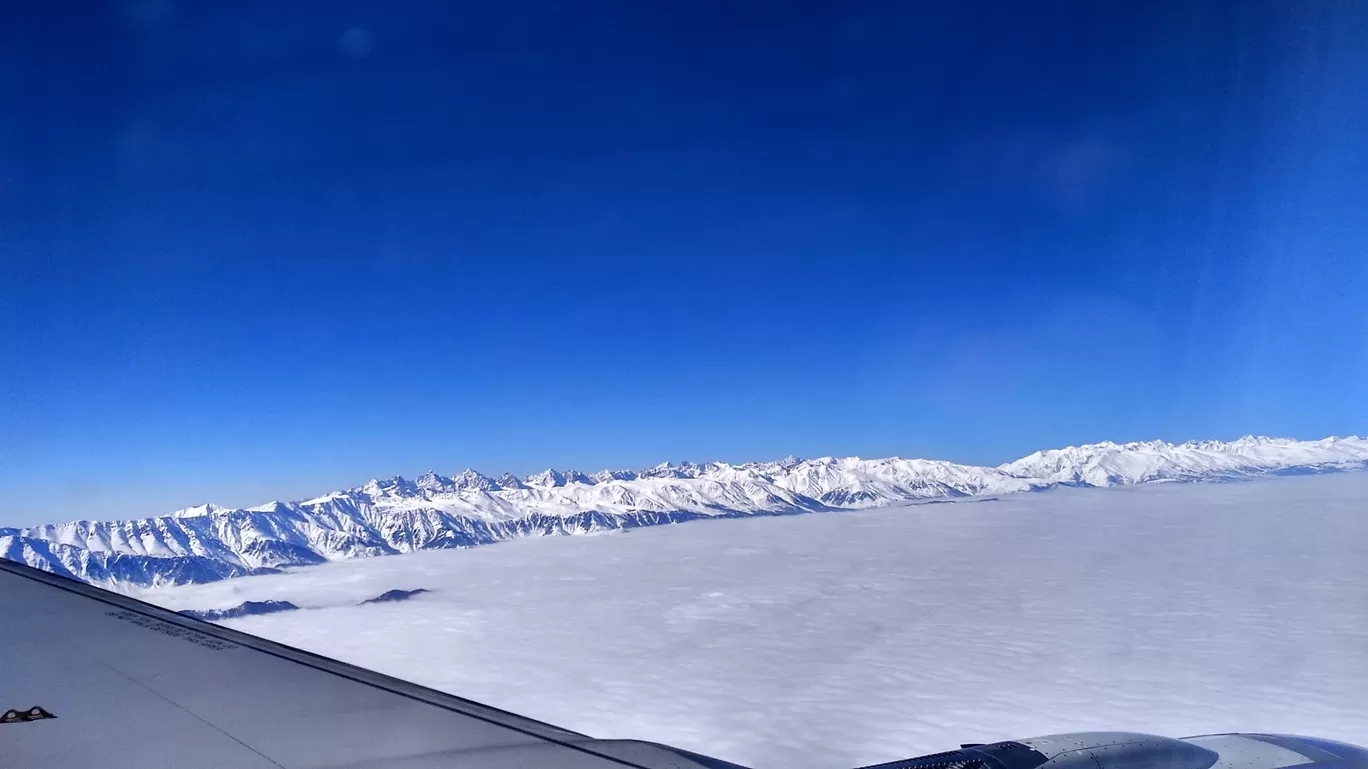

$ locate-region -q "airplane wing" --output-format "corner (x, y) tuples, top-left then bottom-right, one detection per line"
(10, 554), (1367, 769)
(0, 558), (744, 769)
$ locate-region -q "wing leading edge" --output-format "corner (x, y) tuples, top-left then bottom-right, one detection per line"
(0, 558), (745, 769)
(10, 558), (1364, 769)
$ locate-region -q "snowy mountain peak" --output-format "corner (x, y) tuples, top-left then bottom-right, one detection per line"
(523, 469), (567, 487)
(169, 503), (225, 517)
(639, 461), (705, 479)
(6, 435), (1366, 590)
(450, 469), (500, 492)
(591, 469), (639, 483)
(561, 470), (596, 485)
(414, 471), (456, 492)
(999, 435), (1368, 487)
(522, 468), (594, 487)
(360, 476), (419, 498)
(741, 455), (804, 475)
(1221, 435), (1290, 448)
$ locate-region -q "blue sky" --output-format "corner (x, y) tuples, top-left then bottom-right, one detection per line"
(3, 1), (1366, 525)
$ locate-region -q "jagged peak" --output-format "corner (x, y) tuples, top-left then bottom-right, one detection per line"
(525, 468), (593, 487)
(415, 471), (456, 491)
(169, 503), (225, 517)
(450, 469), (500, 491)
(638, 461), (704, 479)
(561, 470), (596, 485)
(16, 434), (1368, 589)
(523, 468), (563, 487)
(520, 468), (595, 487)
(361, 476), (418, 497)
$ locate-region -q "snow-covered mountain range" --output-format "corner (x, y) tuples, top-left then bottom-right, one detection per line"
(3, 436), (1364, 588)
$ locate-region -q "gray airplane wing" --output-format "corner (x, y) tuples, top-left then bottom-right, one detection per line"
(0, 558), (743, 769)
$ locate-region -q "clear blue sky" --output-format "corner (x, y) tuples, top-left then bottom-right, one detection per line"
(2, 1), (1366, 526)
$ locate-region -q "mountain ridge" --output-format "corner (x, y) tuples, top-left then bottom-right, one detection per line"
(3, 435), (1365, 589)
